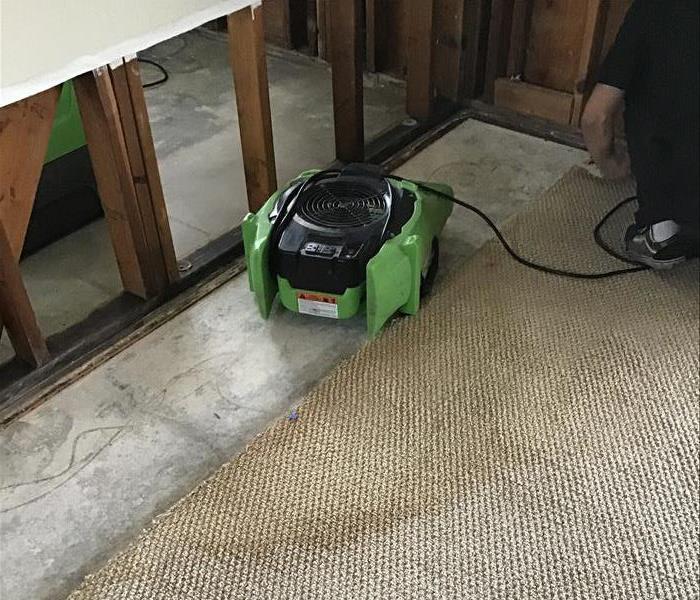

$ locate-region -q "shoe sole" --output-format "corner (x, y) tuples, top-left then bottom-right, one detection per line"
(627, 251), (687, 270)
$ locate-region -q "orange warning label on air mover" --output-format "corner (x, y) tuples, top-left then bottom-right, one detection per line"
(297, 293), (337, 304)
(297, 292), (339, 319)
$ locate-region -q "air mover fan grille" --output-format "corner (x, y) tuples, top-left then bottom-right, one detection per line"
(297, 180), (388, 229)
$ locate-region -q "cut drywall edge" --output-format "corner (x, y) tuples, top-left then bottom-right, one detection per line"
(0, 0), (253, 107)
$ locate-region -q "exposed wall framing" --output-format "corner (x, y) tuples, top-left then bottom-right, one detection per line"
(330, 0), (365, 161)
(263, 0), (310, 50)
(485, 0), (633, 125)
(228, 5), (278, 211)
(1, 0), (636, 407)
(259, 0), (632, 127)
(314, 0), (489, 109)
(74, 62), (178, 299)
(0, 4), (280, 376)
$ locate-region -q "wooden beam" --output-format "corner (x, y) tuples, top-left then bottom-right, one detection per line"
(403, 0), (491, 104)
(0, 87), (59, 344)
(571, 0), (608, 125)
(523, 0), (590, 92)
(228, 5), (278, 212)
(494, 78), (574, 125)
(365, 0), (378, 73)
(316, 0), (332, 62)
(0, 220), (49, 367)
(75, 68), (160, 298)
(306, 0), (319, 55)
(262, 0), (307, 49)
(433, 0), (466, 103)
(0, 87), (60, 258)
(506, 0), (534, 78)
(116, 59), (179, 284)
(406, 0), (436, 120)
(109, 62), (167, 294)
(368, 0), (410, 80)
(263, 0), (293, 48)
(483, 0), (515, 102)
(329, 0), (364, 162)
(462, 0), (491, 100)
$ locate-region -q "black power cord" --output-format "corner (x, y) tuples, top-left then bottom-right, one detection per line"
(388, 175), (649, 280)
(138, 57), (169, 88)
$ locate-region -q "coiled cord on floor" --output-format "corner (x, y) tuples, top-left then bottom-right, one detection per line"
(138, 58), (169, 88)
(387, 175), (649, 280)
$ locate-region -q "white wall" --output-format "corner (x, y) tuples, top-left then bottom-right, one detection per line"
(0, 0), (256, 106)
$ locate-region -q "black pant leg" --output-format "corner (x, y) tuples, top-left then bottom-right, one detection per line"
(626, 128), (666, 227)
(670, 139), (699, 239)
(627, 123), (699, 235)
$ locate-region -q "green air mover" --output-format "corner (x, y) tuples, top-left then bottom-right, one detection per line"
(242, 164), (453, 336)
(45, 81), (87, 163)
(23, 82), (101, 257)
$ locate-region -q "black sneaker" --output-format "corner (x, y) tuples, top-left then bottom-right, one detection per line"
(625, 224), (699, 270)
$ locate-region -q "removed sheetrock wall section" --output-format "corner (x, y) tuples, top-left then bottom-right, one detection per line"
(0, 0), (260, 106)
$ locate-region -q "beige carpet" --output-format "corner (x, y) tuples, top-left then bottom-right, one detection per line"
(69, 168), (699, 600)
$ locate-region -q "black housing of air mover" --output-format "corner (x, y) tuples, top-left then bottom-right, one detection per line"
(269, 165), (416, 295)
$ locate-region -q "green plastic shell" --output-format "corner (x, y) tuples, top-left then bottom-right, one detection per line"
(45, 82), (87, 164)
(242, 171), (453, 336)
(278, 278), (365, 319)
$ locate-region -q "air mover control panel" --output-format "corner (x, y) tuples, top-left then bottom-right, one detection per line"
(302, 242), (343, 258)
(242, 164), (453, 336)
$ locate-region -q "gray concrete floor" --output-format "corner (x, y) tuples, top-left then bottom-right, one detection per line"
(0, 119), (587, 600)
(0, 30), (407, 363)
(143, 29), (408, 255)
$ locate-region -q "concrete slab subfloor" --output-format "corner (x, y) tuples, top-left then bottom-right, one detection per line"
(0, 119), (587, 600)
(0, 30), (407, 363)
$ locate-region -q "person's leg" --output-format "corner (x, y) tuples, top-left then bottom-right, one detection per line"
(625, 133), (699, 268)
(629, 133), (673, 227)
(669, 138), (700, 243)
